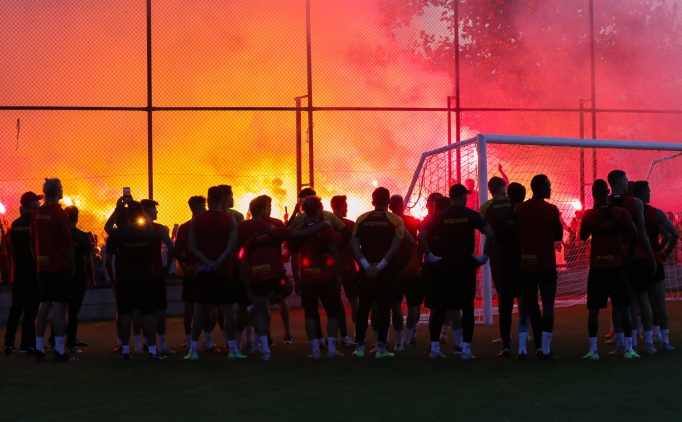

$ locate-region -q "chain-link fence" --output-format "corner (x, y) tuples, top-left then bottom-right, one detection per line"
(2, 0), (682, 261)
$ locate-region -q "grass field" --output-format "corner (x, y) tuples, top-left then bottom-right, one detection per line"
(1, 302), (681, 422)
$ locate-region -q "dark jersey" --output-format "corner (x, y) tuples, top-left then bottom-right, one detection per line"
(515, 199), (562, 272)
(398, 214), (421, 277)
(8, 213), (36, 282)
(71, 227), (93, 284)
(425, 205), (486, 267)
(175, 220), (197, 279)
(337, 217), (357, 281)
(481, 196), (511, 227)
(353, 210), (404, 264)
(608, 194), (646, 260)
(580, 206), (632, 269)
(643, 205), (663, 264)
(108, 225), (154, 277)
(192, 210), (234, 275)
(494, 208), (521, 273)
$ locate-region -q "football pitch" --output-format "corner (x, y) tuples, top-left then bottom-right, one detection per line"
(1, 303), (681, 422)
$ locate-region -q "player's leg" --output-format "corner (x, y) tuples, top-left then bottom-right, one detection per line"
(516, 296), (530, 359)
(118, 313), (133, 358)
(155, 278), (171, 354)
(4, 284), (25, 355)
(342, 276), (359, 347)
(537, 273), (558, 359)
(497, 282), (515, 357)
(319, 281), (345, 358)
(278, 299), (293, 344)
(440, 310), (451, 344)
(374, 295), (392, 358)
(302, 283), (322, 359)
(21, 292), (40, 353)
(250, 293), (271, 360)
(428, 306), (447, 358)
(132, 311), (145, 353)
(459, 271), (478, 360)
(585, 269), (604, 359)
(404, 276), (422, 347)
(354, 284), (374, 357)
(66, 281), (86, 353)
(650, 280), (673, 350)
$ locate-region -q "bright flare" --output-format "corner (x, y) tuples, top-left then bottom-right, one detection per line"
(571, 201), (583, 210)
(0, 201), (6, 215)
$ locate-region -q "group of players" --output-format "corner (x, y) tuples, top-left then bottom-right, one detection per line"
(2, 169), (676, 362)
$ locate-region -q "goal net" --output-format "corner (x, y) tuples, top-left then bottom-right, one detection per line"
(405, 134), (682, 325)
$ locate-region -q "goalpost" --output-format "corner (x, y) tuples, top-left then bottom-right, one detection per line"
(405, 134), (682, 325)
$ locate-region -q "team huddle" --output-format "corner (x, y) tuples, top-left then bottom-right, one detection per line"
(2, 169), (676, 362)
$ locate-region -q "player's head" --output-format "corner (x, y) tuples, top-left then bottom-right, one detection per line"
(330, 195), (347, 218)
(487, 176), (506, 197)
(187, 196), (206, 215)
(371, 187), (391, 209)
(298, 188), (317, 212)
(434, 196), (452, 214)
(65, 205), (79, 225)
(217, 185), (234, 208)
(507, 182), (526, 205)
(465, 179), (475, 191)
(631, 180), (651, 204)
(530, 174), (551, 199)
(126, 201), (145, 225)
(448, 183), (472, 205)
(607, 170), (628, 194)
(426, 192), (443, 215)
(249, 195), (270, 219)
(207, 186), (224, 209)
(591, 179), (610, 201)
(259, 195), (273, 216)
(43, 178), (63, 202)
(666, 211), (675, 221)
(302, 196), (323, 220)
(389, 195), (405, 215)
(20, 191), (43, 214)
(141, 199), (159, 221)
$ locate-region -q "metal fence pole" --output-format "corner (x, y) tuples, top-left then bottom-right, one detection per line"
(305, 0), (314, 189)
(146, 0), (154, 199)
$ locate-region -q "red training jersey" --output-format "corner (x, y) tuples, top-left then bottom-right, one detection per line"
(191, 210), (233, 275)
(294, 224), (338, 283)
(398, 214), (421, 277)
(241, 219), (292, 283)
(515, 199), (562, 272)
(30, 202), (74, 272)
(608, 194), (647, 260)
(581, 206), (632, 269)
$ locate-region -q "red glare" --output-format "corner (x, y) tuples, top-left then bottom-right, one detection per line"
(302, 258), (310, 267)
(238, 247), (244, 260)
(326, 258), (335, 267)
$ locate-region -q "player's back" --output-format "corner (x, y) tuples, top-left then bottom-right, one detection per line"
(494, 208), (521, 272)
(515, 199), (561, 272)
(353, 210), (404, 263)
(608, 194), (646, 260)
(9, 214), (35, 281)
(295, 223), (337, 283)
(428, 205), (485, 266)
(112, 225), (153, 275)
(193, 210), (233, 269)
(581, 206), (631, 269)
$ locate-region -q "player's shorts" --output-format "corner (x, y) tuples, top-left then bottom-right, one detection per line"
(518, 270), (558, 297)
(402, 276), (423, 307)
(195, 271), (235, 305)
(250, 277), (288, 298)
(342, 276), (359, 300)
(116, 272), (156, 315)
(301, 279), (344, 320)
(233, 277), (251, 306)
(153, 278), (167, 311)
(425, 264), (477, 310)
(358, 268), (400, 304)
(625, 259), (651, 292)
(182, 277), (195, 302)
(587, 266), (631, 310)
(650, 262), (665, 284)
(38, 269), (71, 303)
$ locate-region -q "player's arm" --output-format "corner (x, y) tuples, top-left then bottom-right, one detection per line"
(188, 219), (214, 268)
(291, 251), (301, 294)
(417, 228), (440, 264)
(289, 220), (332, 239)
(84, 235), (95, 287)
(211, 218), (238, 271)
(396, 228), (415, 269)
(553, 209), (565, 241)
(623, 220), (638, 261)
(579, 218), (591, 241)
(105, 251), (115, 283)
(174, 234), (187, 269)
(657, 208), (679, 260)
(158, 225), (175, 271)
(4, 228), (11, 264)
(329, 244), (343, 290)
(472, 223), (494, 265)
(498, 163), (509, 186)
(633, 198), (657, 269)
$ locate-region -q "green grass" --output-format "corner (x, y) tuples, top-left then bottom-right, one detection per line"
(2, 303), (681, 422)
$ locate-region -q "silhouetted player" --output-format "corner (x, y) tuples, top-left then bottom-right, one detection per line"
(580, 179), (638, 359)
(515, 174), (563, 360)
(419, 183), (493, 360)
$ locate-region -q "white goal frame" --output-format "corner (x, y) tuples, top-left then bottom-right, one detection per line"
(405, 134), (682, 325)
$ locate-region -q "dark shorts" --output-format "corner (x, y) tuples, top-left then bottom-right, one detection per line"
(182, 277), (195, 303)
(234, 277), (251, 306)
(195, 272), (235, 305)
(358, 269), (401, 304)
(425, 265), (477, 310)
(250, 277), (288, 298)
(587, 266), (631, 310)
(402, 276), (423, 307)
(651, 262), (665, 283)
(153, 278), (167, 311)
(626, 259), (651, 292)
(301, 279), (345, 320)
(116, 274), (156, 315)
(342, 276), (360, 300)
(519, 270), (558, 297)
(38, 269), (71, 303)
